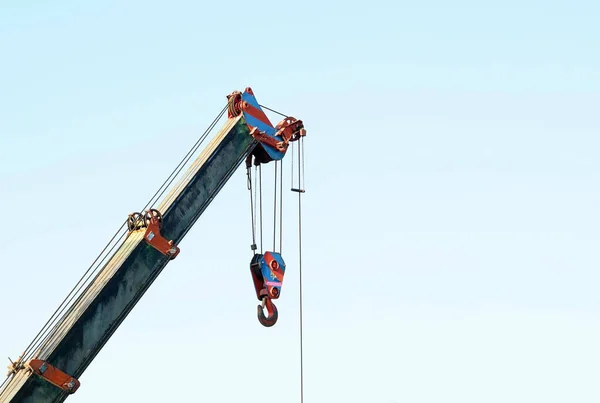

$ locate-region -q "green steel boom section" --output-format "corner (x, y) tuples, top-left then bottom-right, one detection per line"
(0, 115), (256, 402)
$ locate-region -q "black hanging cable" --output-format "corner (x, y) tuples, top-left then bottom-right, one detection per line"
(254, 165), (259, 251)
(291, 141), (295, 189)
(3, 105), (229, 388)
(296, 136), (305, 403)
(259, 164), (263, 254)
(273, 161), (278, 251)
(257, 103), (289, 253)
(279, 160), (283, 254)
(301, 136), (306, 191)
(248, 164), (257, 254)
(261, 101), (306, 402)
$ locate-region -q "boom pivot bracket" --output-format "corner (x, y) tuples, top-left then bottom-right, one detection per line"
(127, 209), (180, 259)
(27, 359), (80, 394)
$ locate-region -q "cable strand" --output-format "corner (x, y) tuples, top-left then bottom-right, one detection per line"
(259, 104), (288, 118)
(22, 105), (228, 362)
(279, 160), (283, 254)
(273, 161), (278, 251)
(1, 105), (228, 393)
(259, 165), (263, 254)
(297, 136), (305, 403)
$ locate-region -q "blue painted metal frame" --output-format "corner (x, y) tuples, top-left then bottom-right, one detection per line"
(240, 90), (286, 161)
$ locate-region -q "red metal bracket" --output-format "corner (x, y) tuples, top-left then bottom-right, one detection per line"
(127, 209), (180, 259)
(27, 359), (80, 394)
(247, 116), (305, 155)
(275, 117), (306, 143)
(250, 127), (288, 152)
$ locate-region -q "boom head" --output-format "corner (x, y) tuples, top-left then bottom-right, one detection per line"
(227, 87), (305, 163)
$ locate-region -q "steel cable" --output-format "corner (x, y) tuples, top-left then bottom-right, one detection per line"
(1, 105), (228, 393)
(1, 102), (287, 397)
(297, 136), (305, 403)
(22, 106), (227, 363)
(23, 104), (227, 361)
(259, 103), (306, 403)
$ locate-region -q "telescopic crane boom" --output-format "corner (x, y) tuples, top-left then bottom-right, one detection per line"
(0, 87), (306, 403)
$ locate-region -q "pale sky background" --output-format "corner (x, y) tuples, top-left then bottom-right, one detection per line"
(1, 1), (599, 402)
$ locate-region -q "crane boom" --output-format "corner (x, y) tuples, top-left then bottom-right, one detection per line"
(0, 88), (305, 402)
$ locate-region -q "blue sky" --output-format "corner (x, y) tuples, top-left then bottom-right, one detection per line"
(1, 0), (599, 402)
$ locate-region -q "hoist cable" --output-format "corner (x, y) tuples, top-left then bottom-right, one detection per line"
(259, 164), (263, 254)
(261, 102), (306, 403)
(301, 137), (306, 190)
(248, 167), (256, 254)
(291, 142), (295, 188)
(297, 136), (305, 403)
(279, 160), (283, 254)
(254, 165), (259, 252)
(5, 105), (228, 385)
(273, 161), (278, 252)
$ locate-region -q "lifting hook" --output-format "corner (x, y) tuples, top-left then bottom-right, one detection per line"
(250, 252), (286, 327)
(257, 295), (278, 327)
